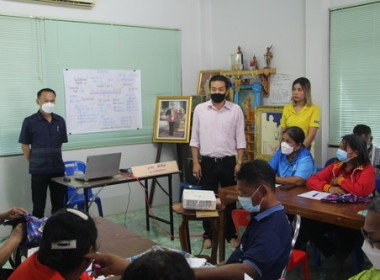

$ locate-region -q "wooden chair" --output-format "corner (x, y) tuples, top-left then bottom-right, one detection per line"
(172, 203), (225, 264)
(218, 185), (238, 206)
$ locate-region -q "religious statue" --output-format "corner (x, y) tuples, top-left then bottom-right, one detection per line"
(264, 45), (273, 68)
(249, 55), (258, 70)
(234, 77), (241, 92)
(237, 46), (244, 70)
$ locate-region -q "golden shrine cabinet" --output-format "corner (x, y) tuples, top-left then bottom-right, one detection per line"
(220, 69), (276, 161)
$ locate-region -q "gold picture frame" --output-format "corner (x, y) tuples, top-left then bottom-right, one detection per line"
(191, 95), (206, 112)
(197, 69), (223, 96)
(153, 96), (192, 143)
(254, 106), (284, 161)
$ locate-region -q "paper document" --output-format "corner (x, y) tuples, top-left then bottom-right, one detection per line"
(298, 191), (330, 200)
(187, 257), (207, 268)
(86, 263), (113, 279)
(196, 210), (219, 218)
(27, 247), (38, 257)
(244, 273), (254, 280)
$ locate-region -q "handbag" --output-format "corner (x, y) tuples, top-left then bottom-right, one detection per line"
(4, 213), (49, 246)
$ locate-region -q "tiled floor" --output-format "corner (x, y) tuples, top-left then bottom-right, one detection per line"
(105, 204), (371, 280)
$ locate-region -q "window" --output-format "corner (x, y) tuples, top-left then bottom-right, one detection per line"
(0, 15), (181, 156)
(329, 1), (380, 146)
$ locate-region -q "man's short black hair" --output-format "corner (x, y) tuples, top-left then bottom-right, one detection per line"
(353, 124), (372, 137)
(122, 250), (195, 280)
(209, 75), (231, 90)
(37, 88), (56, 98)
(236, 159), (276, 191)
(38, 208), (97, 275)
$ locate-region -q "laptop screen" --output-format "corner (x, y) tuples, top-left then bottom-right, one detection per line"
(79, 152), (121, 181)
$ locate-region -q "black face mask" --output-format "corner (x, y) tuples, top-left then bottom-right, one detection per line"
(210, 93), (226, 103)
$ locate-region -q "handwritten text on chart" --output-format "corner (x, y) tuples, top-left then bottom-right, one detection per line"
(64, 69), (142, 134)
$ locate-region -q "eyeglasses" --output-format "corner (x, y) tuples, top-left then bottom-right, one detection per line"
(361, 227), (380, 248)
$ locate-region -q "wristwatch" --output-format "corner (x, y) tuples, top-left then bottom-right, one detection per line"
(237, 161), (242, 165)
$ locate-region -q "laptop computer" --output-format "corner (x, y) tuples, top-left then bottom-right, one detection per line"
(74, 152), (122, 181)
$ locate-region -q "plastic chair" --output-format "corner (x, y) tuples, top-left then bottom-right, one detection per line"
(281, 214), (311, 280)
(231, 209), (250, 242)
(64, 161), (104, 217)
(316, 157), (338, 172)
(325, 157), (337, 167)
(376, 178), (380, 194)
(231, 210), (310, 280)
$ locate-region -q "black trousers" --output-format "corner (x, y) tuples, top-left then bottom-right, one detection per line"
(200, 156), (237, 241)
(168, 122), (174, 136)
(31, 173), (66, 218)
(0, 268), (14, 280)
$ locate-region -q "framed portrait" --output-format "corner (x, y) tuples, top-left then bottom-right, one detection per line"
(153, 96), (192, 143)
(254, 106), (284, 161)
(191, 95), (206, 112)
(197, 69), (223, 96)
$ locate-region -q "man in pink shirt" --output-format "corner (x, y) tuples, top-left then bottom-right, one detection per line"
(190, 75), (246, 248)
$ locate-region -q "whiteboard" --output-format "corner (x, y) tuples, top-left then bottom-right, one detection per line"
(63, 69), (142, 134)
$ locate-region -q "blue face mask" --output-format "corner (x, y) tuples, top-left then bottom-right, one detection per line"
(238, 185), (263, 213)
(336, 148), (349, 162)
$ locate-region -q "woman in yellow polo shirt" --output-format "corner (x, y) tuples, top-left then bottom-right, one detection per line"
(280, 77), (320, 154)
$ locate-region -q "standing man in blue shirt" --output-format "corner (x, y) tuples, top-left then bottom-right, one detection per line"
(19, 88), (68, 218)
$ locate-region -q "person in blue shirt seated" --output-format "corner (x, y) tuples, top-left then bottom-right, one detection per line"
(269, 126), (315, 187)
(87, 160), (292, 280)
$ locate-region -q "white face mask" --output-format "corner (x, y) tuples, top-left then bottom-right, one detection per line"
(362, 239), (380, 269)
(281, 142), (294, 155)
(41, 102), (55, 114)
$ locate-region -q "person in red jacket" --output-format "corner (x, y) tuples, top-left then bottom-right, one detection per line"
(307, 133), (375, 197)
(297, 134), (375, 269)
(9, 208), (96, 280)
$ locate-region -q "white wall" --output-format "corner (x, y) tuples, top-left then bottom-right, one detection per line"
(203, 0), (366, 166)
(305, 0), (330, 166)
(203, 0), (305, 78)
